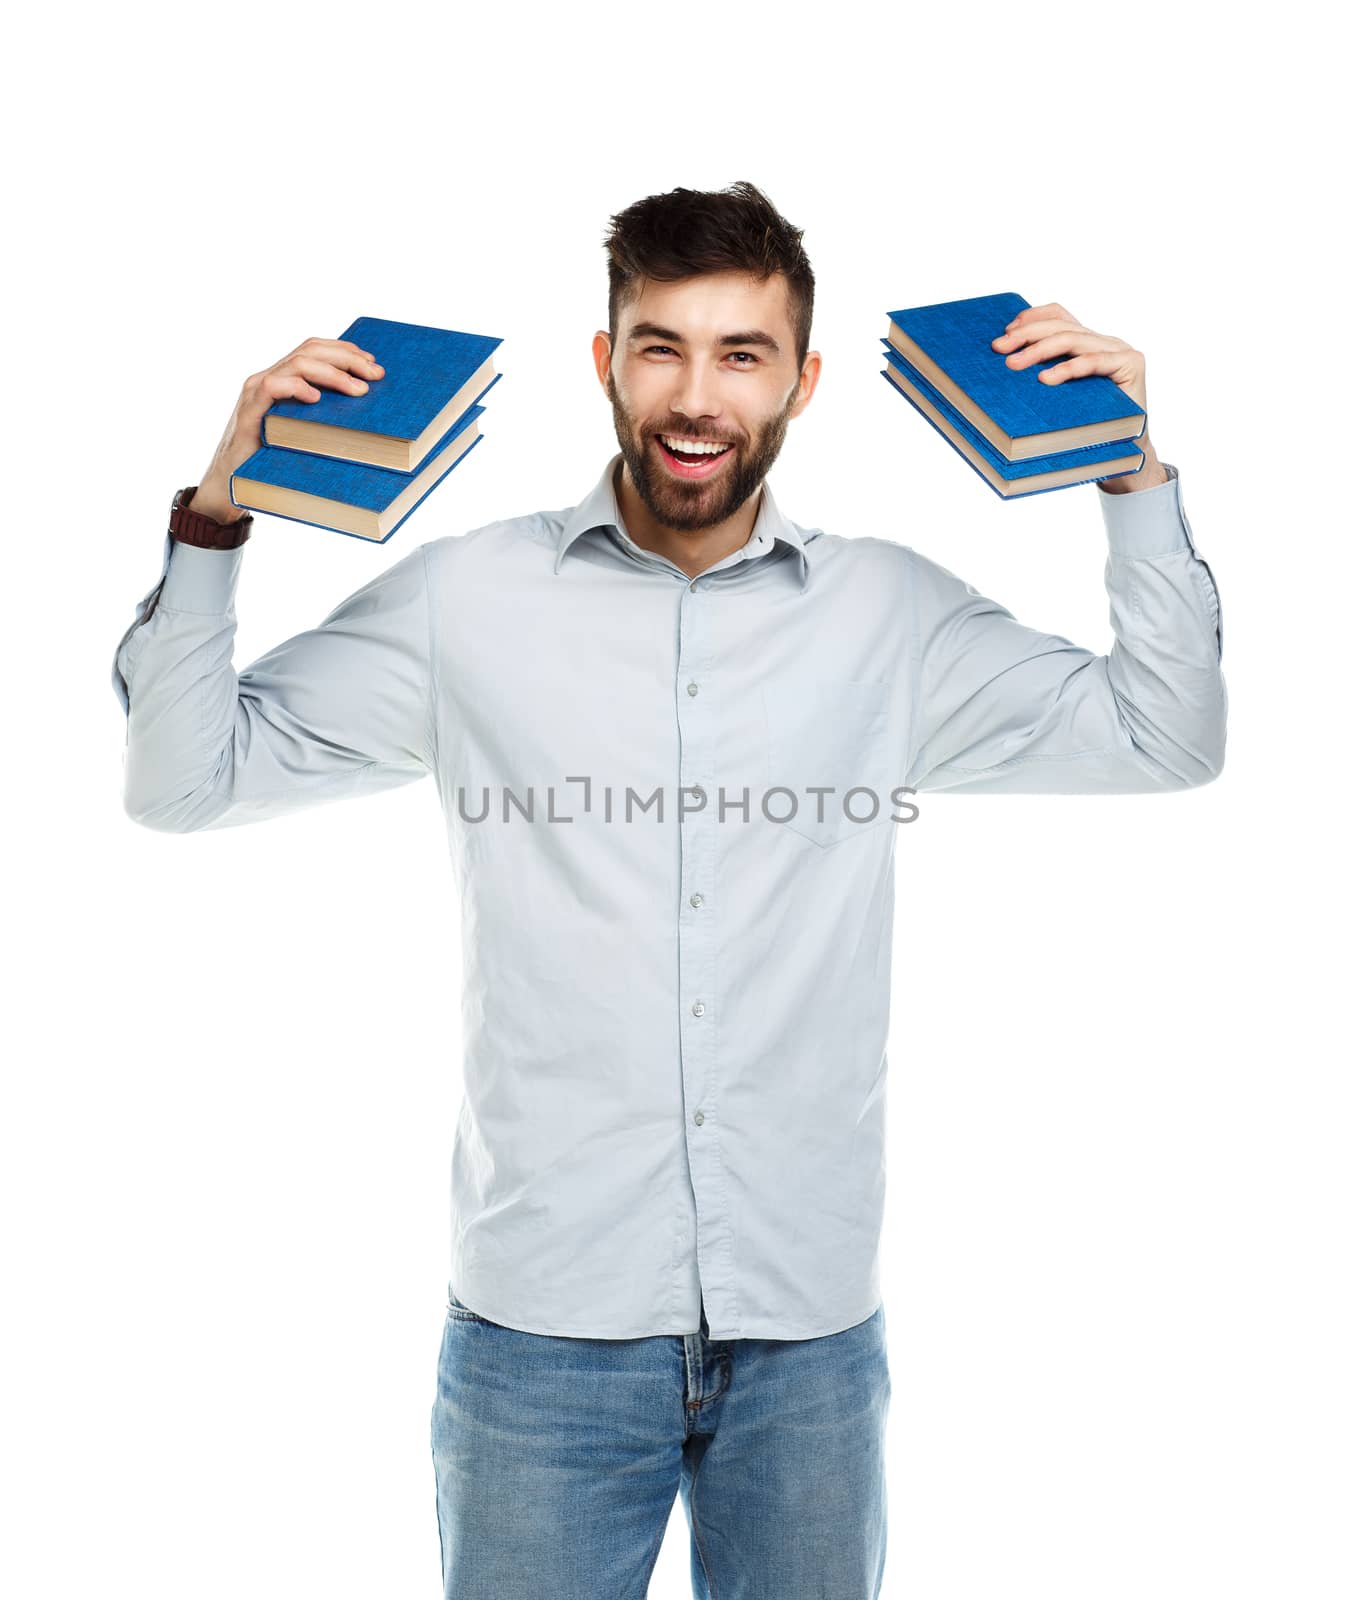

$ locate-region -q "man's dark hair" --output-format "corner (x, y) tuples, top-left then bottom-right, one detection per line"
(603, 180), (815, 373)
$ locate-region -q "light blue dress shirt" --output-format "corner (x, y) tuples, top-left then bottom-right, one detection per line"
(113, 452), (1226, 1339)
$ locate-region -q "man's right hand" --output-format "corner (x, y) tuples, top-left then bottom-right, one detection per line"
(188, 337), (387, 522)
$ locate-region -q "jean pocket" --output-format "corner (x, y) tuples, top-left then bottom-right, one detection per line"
(762, 678), (892, 848)
(446, 1291), (492, 1325)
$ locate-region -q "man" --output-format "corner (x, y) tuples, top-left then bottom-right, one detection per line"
(112, 180), (1226, 1599)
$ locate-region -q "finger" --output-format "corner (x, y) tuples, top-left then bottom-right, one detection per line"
(1034, 353), (1122, 383)
(1001, 331), (1120, 367)
(288, 337), (385, 374)
(992, 317), (1087, 351)
(259, 370), (328, 403)
(317, 345), (385, 375)
(992, 317), (1070, 350)
(339, 339), (383, 368)
(1004, 302), (1080, 332)
(290, 354), (383, 394)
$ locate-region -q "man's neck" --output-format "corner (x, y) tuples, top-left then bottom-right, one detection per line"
(614, 458), (761, 580)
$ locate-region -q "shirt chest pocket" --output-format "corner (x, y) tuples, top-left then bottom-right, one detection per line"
(761, 679), (892, 848)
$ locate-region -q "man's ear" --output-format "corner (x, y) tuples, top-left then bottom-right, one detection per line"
(787, 350), (822, 420)
(592, 330), (613, 394)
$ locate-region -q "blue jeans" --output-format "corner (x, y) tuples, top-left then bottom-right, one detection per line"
(430, 1290), (891, 1598)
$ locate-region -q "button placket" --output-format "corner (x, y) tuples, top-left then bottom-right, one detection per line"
(676, 577), (735, 1333)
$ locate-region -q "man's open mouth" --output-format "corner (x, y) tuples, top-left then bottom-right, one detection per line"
(654, 433), (736, 479)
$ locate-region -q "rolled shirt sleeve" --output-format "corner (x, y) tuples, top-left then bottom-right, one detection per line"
(905, 462), (1227, 794)
(113, 531), (435, 831)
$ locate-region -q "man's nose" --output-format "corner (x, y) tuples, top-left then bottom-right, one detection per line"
(669, 358), (726, 421)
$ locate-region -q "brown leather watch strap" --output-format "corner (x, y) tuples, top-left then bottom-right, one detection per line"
(169, 484), (254, 549)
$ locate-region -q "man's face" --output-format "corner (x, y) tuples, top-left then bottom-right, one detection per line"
(595, 271), (819, 533)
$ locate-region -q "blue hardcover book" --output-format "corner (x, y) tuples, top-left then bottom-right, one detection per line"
(886, 292), (1145, 463)
(229, 400), (488, 543)
(262, 315), (503, 471)
(881, 341), (1144, 499)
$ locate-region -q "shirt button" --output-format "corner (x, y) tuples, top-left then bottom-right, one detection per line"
(686, 681), (699, 696)
(692, 1000), (706, 1017)
(694, 1111), (706, 1126)
(689, 893), (703, 908)
(689, 580), (698, 592)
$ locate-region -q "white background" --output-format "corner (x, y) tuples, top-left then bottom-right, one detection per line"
(5, 2), (1363, 1596)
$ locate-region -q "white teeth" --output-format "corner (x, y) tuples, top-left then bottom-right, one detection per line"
(660, 434), (731, 456)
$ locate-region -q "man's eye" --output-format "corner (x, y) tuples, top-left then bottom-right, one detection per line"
(643, 346), (757, 365)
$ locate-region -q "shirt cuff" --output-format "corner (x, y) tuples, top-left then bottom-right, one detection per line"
(158, 531), (246, 613)
(1097, 461), (1190, 560)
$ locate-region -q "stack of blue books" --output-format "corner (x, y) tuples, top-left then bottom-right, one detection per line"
(229, 315), (504, 542)
(880, 292), (1147, 498)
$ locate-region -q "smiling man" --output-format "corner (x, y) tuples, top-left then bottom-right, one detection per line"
(113, 181), (1227, 1599)
(601, 269), (816, 573)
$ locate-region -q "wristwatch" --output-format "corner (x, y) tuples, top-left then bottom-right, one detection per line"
(168, 483), (254, 549)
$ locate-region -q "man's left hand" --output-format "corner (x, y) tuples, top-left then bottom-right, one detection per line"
(991, 302), (1167, 492)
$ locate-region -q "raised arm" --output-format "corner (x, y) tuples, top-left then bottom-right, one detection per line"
(905, 462), (1226, 794)
(114, 533), (434, 831)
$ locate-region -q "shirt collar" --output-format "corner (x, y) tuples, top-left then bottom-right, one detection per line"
(553, 452), (812, 592)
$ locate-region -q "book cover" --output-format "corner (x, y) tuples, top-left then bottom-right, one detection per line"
(887, 292), (1145, 462)
(262, 316), (504, 471)
(230, 402), (487, 543)
(881, 343), (1144, 499)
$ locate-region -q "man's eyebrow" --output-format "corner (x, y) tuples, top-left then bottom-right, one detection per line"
(626, 321), (782, 355)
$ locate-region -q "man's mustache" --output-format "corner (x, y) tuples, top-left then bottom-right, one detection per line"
(644, 426), (742, 447)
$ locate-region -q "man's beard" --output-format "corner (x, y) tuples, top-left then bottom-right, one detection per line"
(606, 369), (797, 533)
